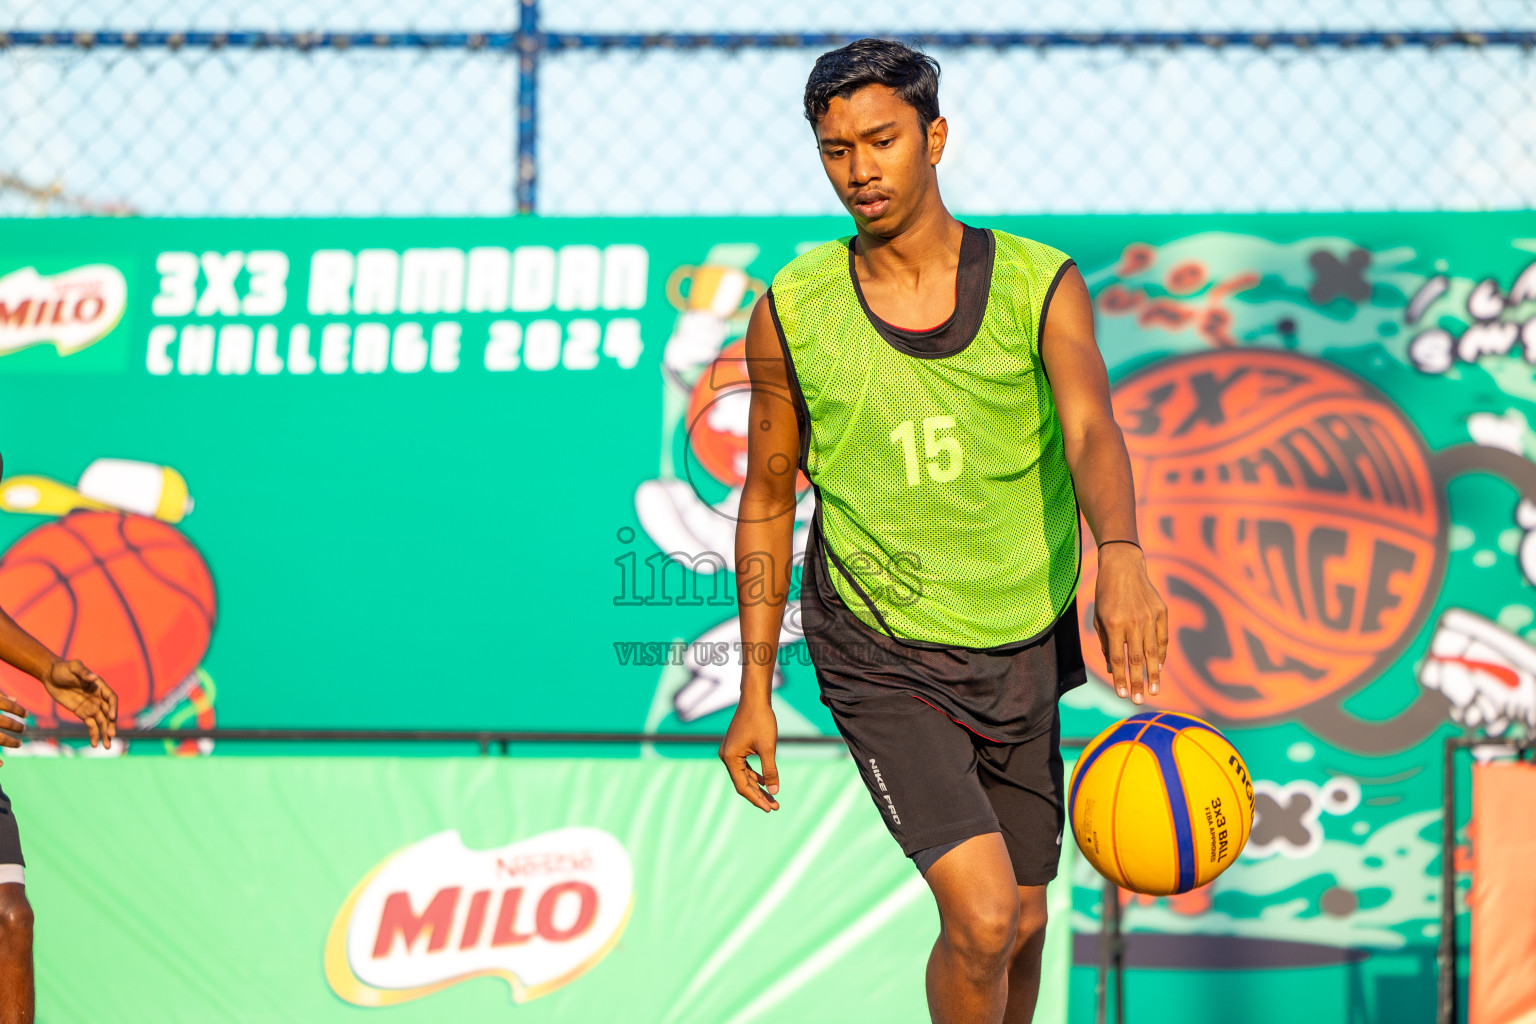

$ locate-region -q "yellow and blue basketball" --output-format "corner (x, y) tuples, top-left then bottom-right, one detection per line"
(1068, 711), (1255, 895)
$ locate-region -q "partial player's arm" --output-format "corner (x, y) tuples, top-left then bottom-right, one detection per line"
(0, 606), (117, 749)
(1040, 265), (1168, 705)
(718, 296), (801, 812)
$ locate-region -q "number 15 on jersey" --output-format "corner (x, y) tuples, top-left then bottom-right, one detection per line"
(890, 415), (963, 486)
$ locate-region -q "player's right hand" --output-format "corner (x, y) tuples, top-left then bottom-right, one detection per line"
(719, 697), (780, 812)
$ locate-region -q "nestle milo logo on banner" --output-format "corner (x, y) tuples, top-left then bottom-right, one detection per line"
(0, 264), (127, 357)
(325, 827), (633, 1007)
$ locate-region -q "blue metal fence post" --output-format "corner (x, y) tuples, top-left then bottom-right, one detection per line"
(515, 0), (540, 213)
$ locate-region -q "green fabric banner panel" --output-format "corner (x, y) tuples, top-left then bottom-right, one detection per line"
(1, 213), (1533, 753)
(3, 758), (1072, 1023)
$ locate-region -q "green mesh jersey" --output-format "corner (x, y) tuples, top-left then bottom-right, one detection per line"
(771, 227), (1081, 650)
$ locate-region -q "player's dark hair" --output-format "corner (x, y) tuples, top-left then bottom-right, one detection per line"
(803, 38), (941, 134)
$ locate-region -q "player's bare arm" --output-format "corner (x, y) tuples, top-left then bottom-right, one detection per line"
(1041, 266), (1168, 704)
(718, 297), (800, 812)
(0, 607), (117, 750)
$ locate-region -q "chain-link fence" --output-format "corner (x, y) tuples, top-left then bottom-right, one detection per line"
(4, 1), (1536, 217)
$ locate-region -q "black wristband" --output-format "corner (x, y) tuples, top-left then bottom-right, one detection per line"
(1097, 539), (1142, 552)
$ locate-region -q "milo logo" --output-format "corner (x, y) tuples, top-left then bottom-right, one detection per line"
(325, 828), (633, 1006)
(0, 264), (127, 357)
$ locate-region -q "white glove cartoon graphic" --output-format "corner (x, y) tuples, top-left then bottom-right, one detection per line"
(635, 479), (740, 573)
(663, 311), (729, 379)
(1420, 608), (1536, 736)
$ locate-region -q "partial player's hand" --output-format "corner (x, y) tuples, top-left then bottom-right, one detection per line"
(0, 693), (26, 760)
(719, 696), (780, 812)
(43, 660), (118, 749)
(1094, 544), (1169, 706)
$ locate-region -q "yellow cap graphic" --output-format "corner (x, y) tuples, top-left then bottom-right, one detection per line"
(0, 459), (193, 523)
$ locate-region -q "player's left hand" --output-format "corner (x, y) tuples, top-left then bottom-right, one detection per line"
(1093, 544), (1168, 705)
(0, 693), (26, 759)
(43, 660), (118, 749)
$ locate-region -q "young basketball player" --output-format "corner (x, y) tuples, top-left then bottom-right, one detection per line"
(719, 39), (1168, 1024)
(0, 605), (117, 1024)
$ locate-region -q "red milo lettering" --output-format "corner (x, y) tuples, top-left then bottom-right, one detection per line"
(372, 887), (461, 958)
(491, 887), (538, 946)
(458, 890), (492, 950)
(536, 882), (599, 942)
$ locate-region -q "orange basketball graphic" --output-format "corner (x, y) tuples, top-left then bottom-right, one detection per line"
(0, 510), (216, 726)
(686, 339), (751, 486)
(1079, 350), (1445, 724)
(686, 338), (809, 491)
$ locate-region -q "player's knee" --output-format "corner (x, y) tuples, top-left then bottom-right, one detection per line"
(945, 897), (1018, 972)
(1013, 898), (1047, 958)
(0, 890), (33, 949)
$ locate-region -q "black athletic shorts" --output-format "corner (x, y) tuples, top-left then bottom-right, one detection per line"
(827, 694), (1066, 885)
(0, 785), (24, 885)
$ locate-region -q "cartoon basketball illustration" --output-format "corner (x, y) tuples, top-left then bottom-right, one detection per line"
(1078, 348), (1536, 751)
(0, 510), (216, 727)
(684, 338), (810, 491)
(0, 458), (219, 750)
(685, 338), (754, 487)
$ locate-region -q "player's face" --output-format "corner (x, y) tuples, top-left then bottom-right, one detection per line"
(815, 85), (946, 237)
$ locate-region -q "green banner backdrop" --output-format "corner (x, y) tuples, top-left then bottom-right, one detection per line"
(3, 213), (1536, 1022)
(6, 757), (1071, 1023)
